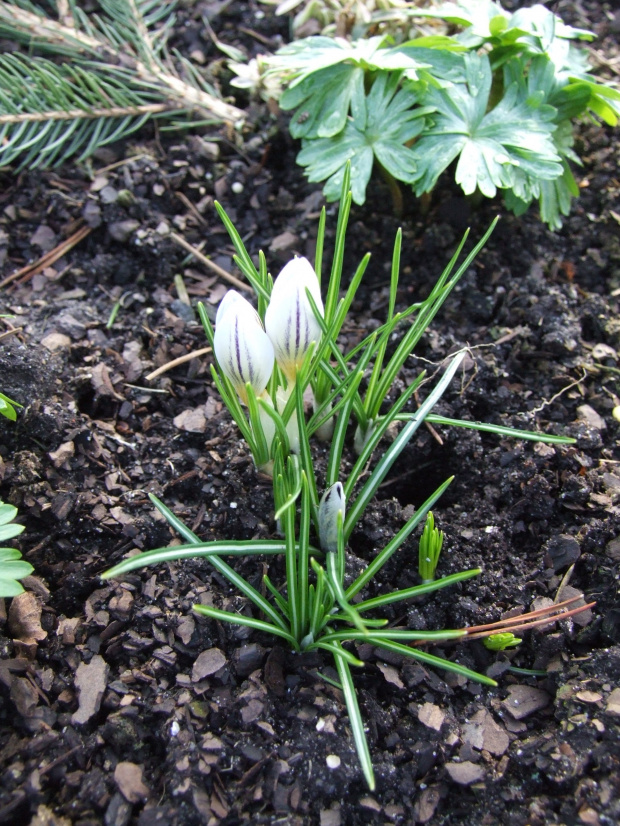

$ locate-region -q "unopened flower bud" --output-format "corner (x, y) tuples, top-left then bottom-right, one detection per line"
(213, 290), (274, 405)
(318, 482), (346, 553)
(265, 257), (324, 384)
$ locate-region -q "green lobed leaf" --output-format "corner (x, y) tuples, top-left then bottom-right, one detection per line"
(281, 64), (365, 139)
(410, 53), (561, 199)
(0, 523), (25, 543)
(0, 499), (31, 597)
(0, 393), (22, 420)
(297, 71), (428, 205)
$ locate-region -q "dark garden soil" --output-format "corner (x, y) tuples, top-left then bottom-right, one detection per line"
(1, 2), (620, 824)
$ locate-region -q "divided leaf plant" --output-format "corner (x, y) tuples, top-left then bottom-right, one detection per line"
(0, 500), (32, 597)
(261, 0), (620, 228)
(0, 392), (22, 421)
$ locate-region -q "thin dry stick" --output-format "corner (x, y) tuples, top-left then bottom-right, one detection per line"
(169, 232), (252, 293)
(145, 347), (212, 381)
(531, 370), (588, 414)
(412, 595), (596, 648)
(95, 153), (154, 175)
(0, 224), (92, 289)
(175, 191), (210, 228)
(461, 595), (594, 638)
(462, 602), (596, 641)
(0, 326), (23, 341)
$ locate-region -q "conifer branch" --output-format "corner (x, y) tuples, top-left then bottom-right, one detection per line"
(0, 0), (244, 169)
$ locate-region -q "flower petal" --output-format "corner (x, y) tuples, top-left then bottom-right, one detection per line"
(265, 257), (324, 381)
(214, 293), (274, 401)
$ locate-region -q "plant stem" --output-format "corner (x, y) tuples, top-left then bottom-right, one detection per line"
(377, 161), (403, 217)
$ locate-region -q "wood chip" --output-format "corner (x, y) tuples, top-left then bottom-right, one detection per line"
(91, 363), (124, 400)
(241, 699), (264, 723)
(173, 406), (207, 433)
(605, 687), (620, 715)
(575, 690), (603, 704)
(114, 761), (150, 803)
(462, 709), (509, 756)
(48, 441), (75, 467)
(319, 808), (341, 826)
(40, 332), (72, 352)
(72, 655), (109, 725)
(176, 617), (196, 645)
(377, 662), (404, 689)
(502, 685), (550, 720)
(418, 702), (445, 731)
(10, 676), (39, 717)
(359, 796), (382, 812)
(29, 804), (72, 826)
(8, 592), (48, 644)
(445, 761), (486, 785)
(269, 230), (298, 252)
(201, 733), (223, 751)
(192, 648), (226, 681)
(577, 404), (606, 430)
(412, 785), (441, 823)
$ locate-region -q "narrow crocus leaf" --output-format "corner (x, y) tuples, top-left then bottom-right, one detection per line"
(265, 257), (324, 383)
(318, 482), (345, 553)
(213, 290), (275, 404)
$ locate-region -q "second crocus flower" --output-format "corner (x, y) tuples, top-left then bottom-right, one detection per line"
(265, 257), (324, 384)
(213, 290), (275, 406)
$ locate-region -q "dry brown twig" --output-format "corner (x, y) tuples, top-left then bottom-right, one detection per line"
(169, 232), (252, 293)
(0, 224), (92, 289)
(145, 348), (212, 381)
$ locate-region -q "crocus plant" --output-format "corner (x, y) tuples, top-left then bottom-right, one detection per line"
(103, 167), (590, 790)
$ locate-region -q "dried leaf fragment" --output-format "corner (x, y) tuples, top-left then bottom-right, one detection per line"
(8, 591), (47, 644)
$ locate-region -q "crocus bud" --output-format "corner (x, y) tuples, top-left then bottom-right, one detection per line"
(265, 257), (324, 384)
(318, 482), (346, 553)
(213, 290), (274, 405)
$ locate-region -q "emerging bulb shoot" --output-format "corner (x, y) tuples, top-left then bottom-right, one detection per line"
(318, 482), (346, 554)
(418, 511), (444, 583)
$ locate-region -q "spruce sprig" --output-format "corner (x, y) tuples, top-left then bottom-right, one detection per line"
(0, 0), (244, 169)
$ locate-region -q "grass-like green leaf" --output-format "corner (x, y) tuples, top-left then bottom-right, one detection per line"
(345, 352), (464, 540)
(373, 638), (498, 686)
(422, 414), (576, 444)
(193, 604), (298, 649)
(355, 569), (482, 612)
(333, 646), (376, 791)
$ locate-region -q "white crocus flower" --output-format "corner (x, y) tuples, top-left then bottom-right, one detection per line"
(213, 290), (275, 406)
(318, 482), (346, 554)
(265, 257), (324, 384)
